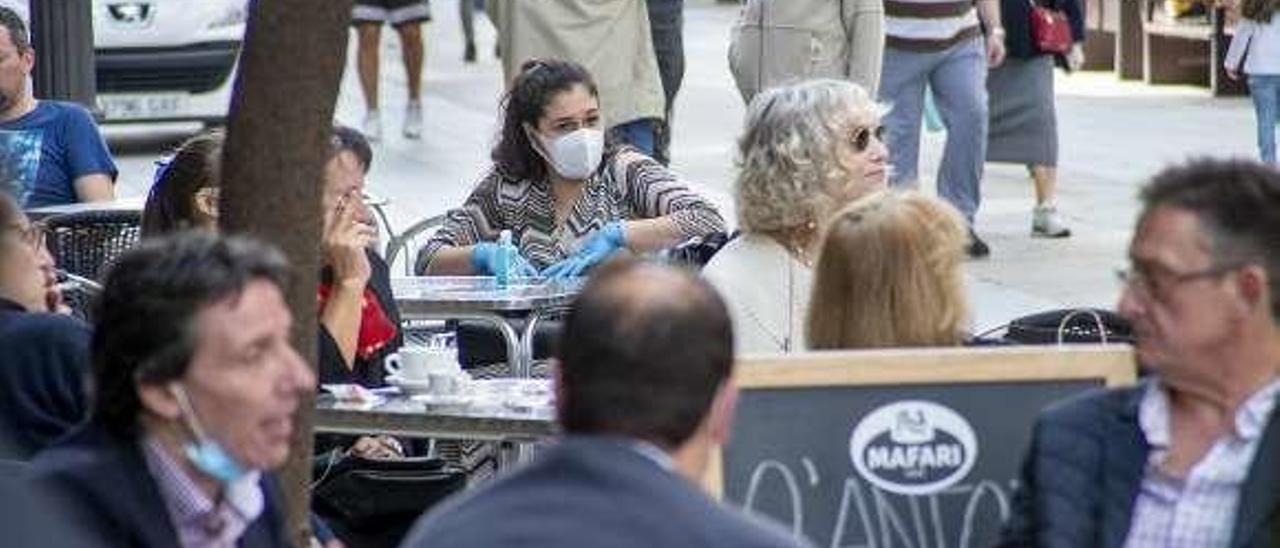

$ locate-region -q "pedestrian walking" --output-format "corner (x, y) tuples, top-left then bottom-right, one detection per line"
(353, 0), (432, 141)
(488, 0), (666, 158)
(986, 0), (1085, 238)
(647, 0), (684, 164)
(727, 0), (885, 103)
(878, 0), (1005, 257)
(1225, 0), (1280, 165)
(459, 0), (494, 63)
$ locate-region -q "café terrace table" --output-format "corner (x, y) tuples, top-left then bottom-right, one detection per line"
(391, 276), (583, 378)
(314, 390), (557, 442)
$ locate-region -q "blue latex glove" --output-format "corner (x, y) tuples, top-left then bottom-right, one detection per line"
(542, 222), (626, 279)
(471, 242), (538, 278)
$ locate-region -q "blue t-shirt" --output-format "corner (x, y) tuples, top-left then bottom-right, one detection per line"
(0, 101), (117, 207)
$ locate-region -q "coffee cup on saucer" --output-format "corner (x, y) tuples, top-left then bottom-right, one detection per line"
(385, 347), (444, 382)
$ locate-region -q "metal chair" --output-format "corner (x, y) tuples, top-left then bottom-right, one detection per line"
(43, 208), (142, 282)
(385, 214), (446, 276)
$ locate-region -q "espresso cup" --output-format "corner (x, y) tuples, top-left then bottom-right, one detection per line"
(384, 348), (436, 381)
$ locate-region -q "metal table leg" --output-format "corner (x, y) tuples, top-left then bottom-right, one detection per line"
(519, 306), (569, 378)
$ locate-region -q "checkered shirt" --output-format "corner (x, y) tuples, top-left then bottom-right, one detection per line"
(141, 437), (264, 548)
(1122, 378), (1280, 548)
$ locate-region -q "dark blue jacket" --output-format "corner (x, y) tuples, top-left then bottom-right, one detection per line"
(29, 422), (291, 548)
(402, 436), (812, 548)
(998, 384), (1280, 548)
(0, 298), (91, 459)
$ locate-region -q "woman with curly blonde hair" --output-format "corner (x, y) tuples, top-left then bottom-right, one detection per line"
(703, 79), (887, 354)
(807, 190), (970, 349)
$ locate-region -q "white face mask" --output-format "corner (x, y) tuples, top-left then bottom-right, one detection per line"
(530, 126), (604, 181)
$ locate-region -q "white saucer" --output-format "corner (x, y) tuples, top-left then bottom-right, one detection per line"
(411, 393), (472, 406)
(385, 375), (433, 395)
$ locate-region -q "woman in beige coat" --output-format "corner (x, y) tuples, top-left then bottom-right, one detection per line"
(728, 0), (885, 103)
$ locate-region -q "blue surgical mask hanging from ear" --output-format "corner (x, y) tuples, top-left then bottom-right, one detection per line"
(169, 383), (248, 485)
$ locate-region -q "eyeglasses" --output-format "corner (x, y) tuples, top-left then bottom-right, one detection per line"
(851, 125), (886, 153)
(4, 221), (46, 252)
(1115, 262), (1243, 302)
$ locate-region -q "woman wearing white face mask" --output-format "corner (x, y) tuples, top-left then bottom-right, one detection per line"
(416, 58), (726, 279)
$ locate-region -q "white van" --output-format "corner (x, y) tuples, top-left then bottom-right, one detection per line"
(92, 0), (248, 124)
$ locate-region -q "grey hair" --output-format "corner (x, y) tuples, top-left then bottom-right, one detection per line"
(734, 79), (884, 233)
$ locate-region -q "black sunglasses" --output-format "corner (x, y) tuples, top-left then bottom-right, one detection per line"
(851, 125), (886, 153)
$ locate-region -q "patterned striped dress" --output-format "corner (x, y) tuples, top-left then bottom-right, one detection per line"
(416, 147), (726, 273)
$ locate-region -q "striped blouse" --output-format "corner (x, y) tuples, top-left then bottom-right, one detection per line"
(416, 148), (726, 273)
(884, 0), (981, 51)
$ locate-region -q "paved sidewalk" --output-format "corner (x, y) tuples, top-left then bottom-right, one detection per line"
(103, 0), (1261, 333)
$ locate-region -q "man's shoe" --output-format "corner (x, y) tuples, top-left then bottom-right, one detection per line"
(464, 42), (477, 63)
(362, 110), (382, 142)
(403, 101), (423, 140)
(1032, 204), (1071, 238)
(967, 229), (990, 259)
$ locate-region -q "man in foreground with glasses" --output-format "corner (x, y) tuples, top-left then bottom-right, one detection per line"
(999, 158), (1280, 547)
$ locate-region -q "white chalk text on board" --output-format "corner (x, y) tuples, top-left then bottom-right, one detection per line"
(743, 456), (1016, 548)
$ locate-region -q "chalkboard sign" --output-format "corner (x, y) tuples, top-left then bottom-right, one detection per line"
(713, 345), (1135, 548)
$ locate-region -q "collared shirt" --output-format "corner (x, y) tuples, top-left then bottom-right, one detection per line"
(1123, 378), (1280, 548)
(628, 439), (676, 472)
(141, 437), (264, 548)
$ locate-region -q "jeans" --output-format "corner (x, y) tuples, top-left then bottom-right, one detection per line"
(1249, 75), (1279, 165)
(609, 118), (659, 158)
(879, 38), (989, 223)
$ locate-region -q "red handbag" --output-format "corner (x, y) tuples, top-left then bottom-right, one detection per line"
(1028, 0), (1073, 54)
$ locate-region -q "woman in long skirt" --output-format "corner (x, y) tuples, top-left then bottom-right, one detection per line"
(986, 0), (1085, 238)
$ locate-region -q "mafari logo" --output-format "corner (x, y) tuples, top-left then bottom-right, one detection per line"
(849, 400), (978, 496)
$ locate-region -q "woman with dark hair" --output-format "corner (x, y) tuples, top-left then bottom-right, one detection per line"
(314, 125), (401, 389)
(416, 58), (725, 279)
(0, 193), (91, 458)
(140, 127), (400, 390)
(140, 129), (225, 237)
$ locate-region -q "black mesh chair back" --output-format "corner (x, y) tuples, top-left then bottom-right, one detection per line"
(43, 209), (143, 282)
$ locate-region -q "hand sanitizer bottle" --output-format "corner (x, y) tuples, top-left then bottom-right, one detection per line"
(495, 229), (513, 288)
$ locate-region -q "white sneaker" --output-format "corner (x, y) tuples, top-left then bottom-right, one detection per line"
(403, 101), (423, 140)
(362, 110), (382, 142)
(1032, 204), (1071, 238)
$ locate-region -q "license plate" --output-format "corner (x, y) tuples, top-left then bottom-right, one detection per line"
(97, 93), (187, 121)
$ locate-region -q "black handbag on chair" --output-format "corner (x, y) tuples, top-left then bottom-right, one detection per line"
(312, 451), (466, 547)
(1003, 308), (1134, 345)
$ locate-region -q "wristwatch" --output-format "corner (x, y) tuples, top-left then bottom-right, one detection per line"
(989, 26), (1006, 38)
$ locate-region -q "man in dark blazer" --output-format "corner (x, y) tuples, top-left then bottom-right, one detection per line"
(29, 233), (315, 548)
(402, 260), (811, 548)
(999, 158), (1280, 548)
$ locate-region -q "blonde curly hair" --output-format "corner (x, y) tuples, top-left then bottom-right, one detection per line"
(734, 79), (884, 234)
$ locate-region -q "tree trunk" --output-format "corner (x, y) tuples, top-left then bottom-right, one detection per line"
(218, 0), (353, 545)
